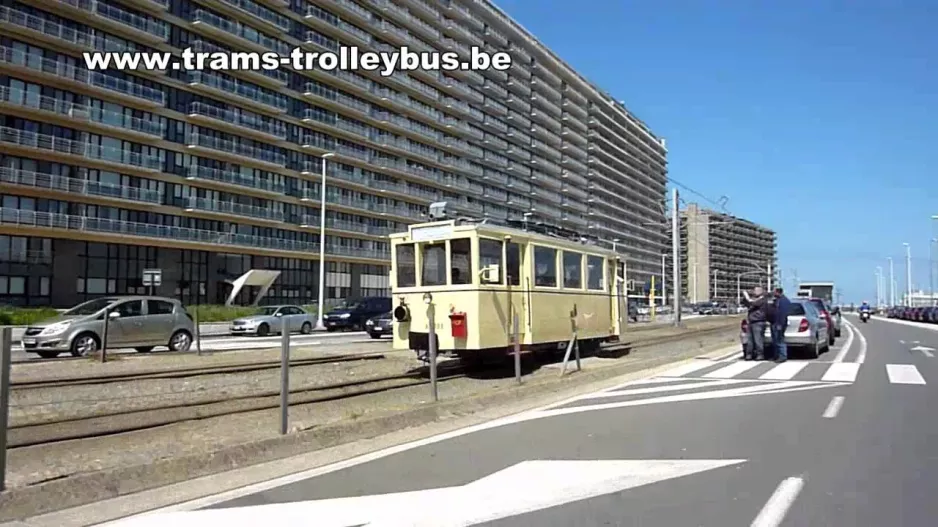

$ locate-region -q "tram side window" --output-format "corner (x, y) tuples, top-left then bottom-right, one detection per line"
(396, 244), (416, 287)
(587, 255), (604, 290)
(534, 246), (557, 287)
(451, 238), (471, 284)
(563, 251), (583, 289)
(421, 243), (446, 286)
(479, 239), (503, 284)
(506, 242), (521, 286)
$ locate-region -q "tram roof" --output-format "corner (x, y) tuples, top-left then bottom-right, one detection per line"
(390, 219), (619, 257)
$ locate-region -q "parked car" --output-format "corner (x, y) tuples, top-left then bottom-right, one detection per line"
(229, 305), (314, 336)
(21, 296), (195, 358)
(365, 311), (393, 339)
(324, 297), (392, 331)
(738, 299), (829, 359)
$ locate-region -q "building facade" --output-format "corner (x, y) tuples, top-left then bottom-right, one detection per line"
(0, 0), (668, 308)
(680, 203), (777, 304)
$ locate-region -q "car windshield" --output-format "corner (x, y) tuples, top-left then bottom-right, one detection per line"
(809, 300), (827, 312)
(254, 307), (280, 316)
(335, 300), (363, 310)
(787, 303), (807, 316)
(63, 297), (120, 316)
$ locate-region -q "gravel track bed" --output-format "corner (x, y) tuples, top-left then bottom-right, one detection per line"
(4, 329), (737, 489)
(8, 355), (427, 426)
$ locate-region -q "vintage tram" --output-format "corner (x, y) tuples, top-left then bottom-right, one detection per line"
(389, 203), (628, 363)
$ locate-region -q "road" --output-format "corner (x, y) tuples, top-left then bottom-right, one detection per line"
(9, 331), (381, 363)
(103, 312), (938, 526)
(10, 315), (707, 363)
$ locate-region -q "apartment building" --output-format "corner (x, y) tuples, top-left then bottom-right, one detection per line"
(680, 203), (777, 304)
(0, 0), (668, 307)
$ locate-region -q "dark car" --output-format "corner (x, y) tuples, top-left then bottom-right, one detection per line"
(365, 311), (393, 338)
(806, 297), (838, 344)
(324, 297), (392, 331)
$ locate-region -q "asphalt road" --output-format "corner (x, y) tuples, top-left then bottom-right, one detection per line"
(107, 313), (938, 526)
(9, 331), (382, 363)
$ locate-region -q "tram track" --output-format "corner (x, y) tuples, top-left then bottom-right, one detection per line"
(7, 321), (738, 449)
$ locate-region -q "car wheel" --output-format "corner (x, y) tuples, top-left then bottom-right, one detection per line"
(834, 328), (842, 337)
(368, 332), (382, 339)
(301, 322), (312, 334)
(70, 332), (100, 357)
(168, 330), (193, 352)
(256, 323), (270, 337)
(807, 338), (819, 359)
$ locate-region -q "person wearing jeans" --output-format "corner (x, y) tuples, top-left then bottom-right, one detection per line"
(771, 287), (791, 363)
(742, 286), (768, 360)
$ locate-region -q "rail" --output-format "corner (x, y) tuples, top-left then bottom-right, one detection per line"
(4, 319), (740, 449)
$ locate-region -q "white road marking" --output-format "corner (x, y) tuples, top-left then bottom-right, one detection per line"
(657, 360), (722, 378)
(750, 476), (805, 527)
(759, 361), (809, 380)
(844, 319), (867, 363)
(886, 364), (926, 385)
(702, 361), (763, 378)
(832, 322), (854, 362)
(820, 363), (860, 383)
(900, 340), (906, 344)
(864, 315), (938, 332)
(574, 379), (747, 400)
(925, 350), (935, 358)
(822, 396), (845, 418)
(105, 460), (748, 527)
(910, 345), (935, 357)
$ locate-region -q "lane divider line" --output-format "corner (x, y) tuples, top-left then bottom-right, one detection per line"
(832, 322), (854, 363)
(751, 476), (806, 527)
(822, 396), (844, 418)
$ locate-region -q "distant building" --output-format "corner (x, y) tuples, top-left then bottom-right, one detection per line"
(679, 204), (778, 304)
(904, 291), (938, 307)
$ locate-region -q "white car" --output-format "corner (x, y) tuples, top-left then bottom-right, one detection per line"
(739, 299), (830, 359)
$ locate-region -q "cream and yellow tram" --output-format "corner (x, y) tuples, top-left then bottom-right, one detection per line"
(389, 214), (628, 362)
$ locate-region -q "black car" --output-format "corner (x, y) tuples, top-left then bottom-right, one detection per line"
(365, 311), (393, 338)
(324, 297), (392, 331)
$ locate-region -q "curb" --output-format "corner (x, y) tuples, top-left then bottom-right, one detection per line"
(0, 330), (738, 522)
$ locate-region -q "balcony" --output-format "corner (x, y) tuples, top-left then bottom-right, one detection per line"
(216, 0), (292, 33)
(65, 0), (168, 41)
(0, 208), (323, 253)
(186, 71), (287, 114)
(0, 86), (165, 140)
(183, 196), (285, 222)
(186, 132), (287, 167)
(331, 0), (372, 22)
(186, 165), (286, 195)
(188, 101), (287, 141)
(122, 0), (169, 12)
(0, 6), (94, 50)
(0, 126), (162, 171)
(325, 217), (394, 237)
(0, 167), (163, 204)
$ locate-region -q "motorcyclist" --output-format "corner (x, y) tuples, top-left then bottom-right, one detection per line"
(859, 301), (871, 312)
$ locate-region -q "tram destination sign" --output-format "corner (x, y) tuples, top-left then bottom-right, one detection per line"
(411, 224), (453, 242)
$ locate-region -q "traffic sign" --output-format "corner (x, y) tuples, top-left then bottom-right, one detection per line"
(111, 459), (746, 526)
(142, 269), (162, 287)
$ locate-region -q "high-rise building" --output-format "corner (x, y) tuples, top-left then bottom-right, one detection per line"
(680, 203), (777, 304)
(0, 0), (667, 307)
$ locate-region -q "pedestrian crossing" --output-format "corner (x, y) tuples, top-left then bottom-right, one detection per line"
(656, 359), (861, 384)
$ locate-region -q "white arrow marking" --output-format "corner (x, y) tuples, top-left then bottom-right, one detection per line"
(900, 340), (906, 344)
(910, 345), (935, 357)
(108, 459), (746, 527)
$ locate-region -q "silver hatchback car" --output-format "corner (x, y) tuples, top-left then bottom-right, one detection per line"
(21, 296), (196, 358)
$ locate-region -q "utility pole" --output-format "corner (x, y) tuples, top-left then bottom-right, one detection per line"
(712, 269), (718, 302)
(904, 242), (912, 306)
(671, 188), (681, 326)
(887, 257), (895, 306)
(875, 268), (882, 306)
(661, 254), (667, 307)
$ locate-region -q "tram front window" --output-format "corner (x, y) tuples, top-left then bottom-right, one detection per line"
(421, 243), (446, 286)
(451, 239), (471, 285)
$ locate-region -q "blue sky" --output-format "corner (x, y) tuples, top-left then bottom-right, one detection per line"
(496, 0), (938, 304)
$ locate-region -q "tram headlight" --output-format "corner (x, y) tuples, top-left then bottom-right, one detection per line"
(393, 305), (410, 322)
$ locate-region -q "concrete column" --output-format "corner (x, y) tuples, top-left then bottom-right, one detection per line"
(51, 239), (81, 308)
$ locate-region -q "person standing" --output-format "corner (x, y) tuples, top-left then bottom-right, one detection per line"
(771, 287), (791, 363)
(741, 286), (768, 360)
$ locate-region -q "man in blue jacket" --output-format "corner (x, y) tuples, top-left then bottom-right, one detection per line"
(771, 287), (791, 363)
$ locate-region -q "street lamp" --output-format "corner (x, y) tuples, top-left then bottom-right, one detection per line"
(930, 238), (937, 306)
(314, 152), (336, 331)
(876, 267), (883, 307)
(903, 242), (912, 306)
(887, 257), (895, 306)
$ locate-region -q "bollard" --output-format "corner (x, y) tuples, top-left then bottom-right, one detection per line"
(512, 312), (521, 384)
(428, 304), (438, 402)
(279, 316), (290, 435)
(0, 327), (11, 491)
(100, 308), (110, 363)
(194, 306), (202, 356)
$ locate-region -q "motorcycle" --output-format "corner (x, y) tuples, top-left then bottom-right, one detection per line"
(860, 311), (870, 322)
